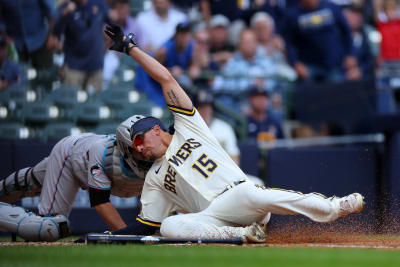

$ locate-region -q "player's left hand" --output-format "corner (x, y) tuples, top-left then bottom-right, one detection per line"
(104, 23), (137, 55)
(104, 23), (125, 52)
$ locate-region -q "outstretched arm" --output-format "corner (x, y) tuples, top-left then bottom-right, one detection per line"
(104, 24), (192, 110)
(128, 47), (192, 109)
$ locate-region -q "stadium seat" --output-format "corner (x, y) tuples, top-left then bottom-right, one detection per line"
(113, 101), (153, 121)
(76, 101), (112, 125)
(48, 85), (79, 108)
(98, 87), (132, 108)
(43, 123), (82, 141)
(48, 86), (85, 121)
(0, 122), (30, 139)
(0, 83), (32, 107)
(93, 123), (120, 135)
(98, 88), (149, 120)
(22, 102), (57, 125)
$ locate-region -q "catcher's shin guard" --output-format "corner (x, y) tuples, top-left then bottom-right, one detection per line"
(0, 202), (70, 242)
(0, 167), (42, 203)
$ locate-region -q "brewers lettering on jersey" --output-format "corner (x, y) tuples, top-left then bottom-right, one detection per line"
(106, 23), (365, 243)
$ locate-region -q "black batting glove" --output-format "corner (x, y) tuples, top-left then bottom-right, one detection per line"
(104, 23), (137, 55)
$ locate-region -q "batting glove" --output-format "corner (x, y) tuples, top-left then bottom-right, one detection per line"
(104, 23), (137, 55)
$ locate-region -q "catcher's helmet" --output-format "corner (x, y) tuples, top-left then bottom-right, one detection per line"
(116, 115), (155, 172)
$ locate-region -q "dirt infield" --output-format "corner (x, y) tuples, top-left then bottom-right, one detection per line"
(1, 233), (400, 249)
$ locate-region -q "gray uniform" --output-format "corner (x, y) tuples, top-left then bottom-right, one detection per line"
(1, 133), (145, 216)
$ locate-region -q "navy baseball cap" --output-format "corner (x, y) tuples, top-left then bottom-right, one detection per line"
(176, 22), (191, 33)
(193, 89), (214, 107)
(130, 116), (166, 141)
(248, 86), (269, 97)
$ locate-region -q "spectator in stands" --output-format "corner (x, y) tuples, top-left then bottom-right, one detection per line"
(136, 0), (187, 52)
(135, 22), (195, 106)
(113, 0), (146, 47)
(0, 0), (57, 69)
(103, 0), (146, 87)
(53, 0), (113, 94)
(241, 0), (286, 32)
(194, 89), (241, 164)
(343, 4), (374, 80)
(189, 24), (216, 82)
(213, 29), (276, 101)
(246, 86), (284, 141)
(374, 0), (400, 67)
(0, 34), (24, 90)
(154, 22), (195, 82)
(208, 14), (235, 70)
(200, 0), (241, 23)
(269, 92), (287, 122)
(170, 0), (199, 13)
(250, 11), (297, 81)
(250, 12), (283, 59)
(282, 0), (361, 82)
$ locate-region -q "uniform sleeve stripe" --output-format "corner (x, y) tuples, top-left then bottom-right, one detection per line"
(136, 217), (161, 227)
(167, 104), (195, 116)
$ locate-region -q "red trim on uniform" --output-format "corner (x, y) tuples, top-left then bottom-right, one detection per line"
(47, 155), (70, 214)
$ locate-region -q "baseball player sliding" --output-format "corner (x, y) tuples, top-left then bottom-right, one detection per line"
(105, 24), (365, 243)
(0, 117), (153, 241)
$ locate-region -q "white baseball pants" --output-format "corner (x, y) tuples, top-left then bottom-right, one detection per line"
(161, 181), (341, 239)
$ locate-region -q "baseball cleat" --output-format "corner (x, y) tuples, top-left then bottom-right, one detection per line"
(244, 222), (267, 243)
(337, 193), (365, 217)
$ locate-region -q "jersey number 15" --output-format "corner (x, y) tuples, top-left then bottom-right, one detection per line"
(192, 154), (218, 179)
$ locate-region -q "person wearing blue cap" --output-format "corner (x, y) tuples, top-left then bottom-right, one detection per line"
(0, 33), (24, 90)
(105, 23), (365, 242)
(246, 86), (284, 141)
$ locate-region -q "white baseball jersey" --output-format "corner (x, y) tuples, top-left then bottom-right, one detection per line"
(139, 106), (248, 225)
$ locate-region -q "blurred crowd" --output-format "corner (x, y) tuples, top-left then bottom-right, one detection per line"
(1, 0), (400, 143)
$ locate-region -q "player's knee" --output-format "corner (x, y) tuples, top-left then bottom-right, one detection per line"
(160, 216), (177, 238)
(18, 214), (70, 242)
(160, 215), (187, 238)
(0, 202), (70, 242)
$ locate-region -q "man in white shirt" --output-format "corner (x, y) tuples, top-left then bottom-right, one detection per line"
(194, 89), (240, 164)
(136, 0), (187, 52)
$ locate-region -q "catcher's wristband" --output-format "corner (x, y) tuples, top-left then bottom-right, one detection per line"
(123, 33), (138, 55)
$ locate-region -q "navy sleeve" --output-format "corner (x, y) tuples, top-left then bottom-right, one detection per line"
(282, 11), (300, 65)
(103, 0), (112, 25)
(52, 4), (69, 36)
(331, 4), (354, 57)
(112, 217), (159, 235)
(276, 121), (285, 139)
(41, 0), (56, 20)
(89, 187), (111, 207)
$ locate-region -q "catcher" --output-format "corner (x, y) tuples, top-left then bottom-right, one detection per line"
(0, 116), (153, 241)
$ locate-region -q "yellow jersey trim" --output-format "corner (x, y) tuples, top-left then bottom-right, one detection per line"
(167, 105), (195, 116)
(136, 217), (161, 227)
